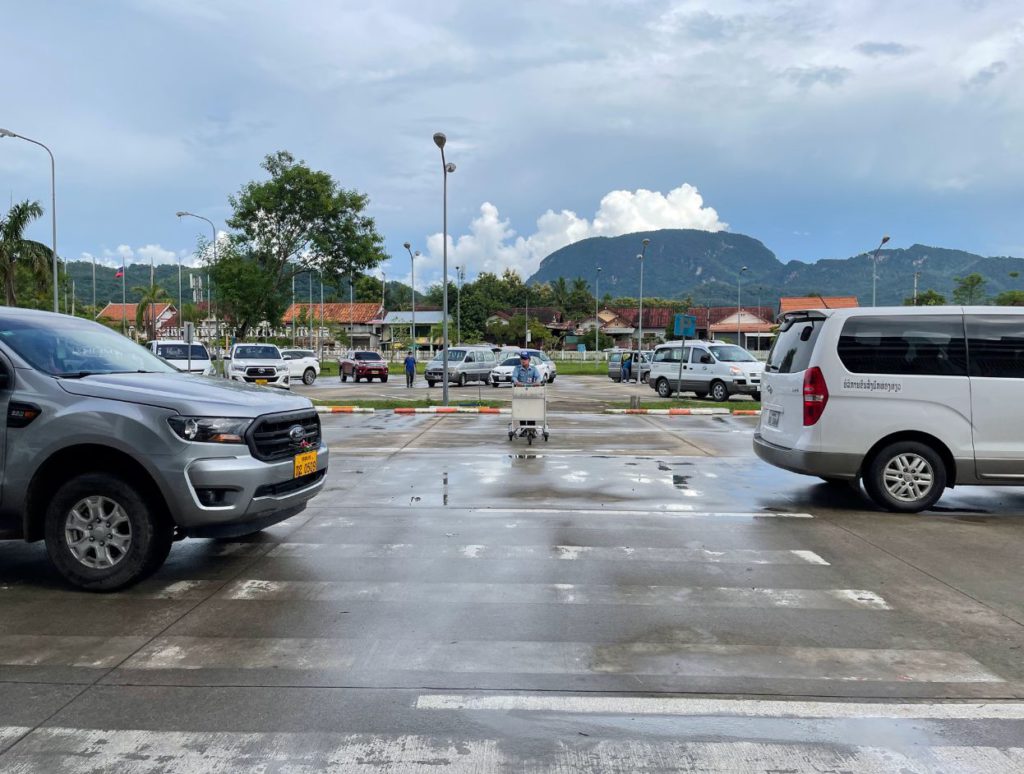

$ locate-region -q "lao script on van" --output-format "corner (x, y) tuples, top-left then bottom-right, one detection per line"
(842, 378), (903, 394)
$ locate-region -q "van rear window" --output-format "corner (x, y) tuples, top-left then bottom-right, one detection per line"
(838, 315), (967, 376)
(767, 319), (822, 374)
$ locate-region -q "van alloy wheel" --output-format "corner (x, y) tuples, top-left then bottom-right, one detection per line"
(64, 496), (132, 570)
(882, 453), (934, 504)
(863, 441), (946, 513)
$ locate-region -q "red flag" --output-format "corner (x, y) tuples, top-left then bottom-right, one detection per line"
(115, 266), (124, 278)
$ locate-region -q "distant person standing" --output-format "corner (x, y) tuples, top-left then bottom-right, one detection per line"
(403, 350), (417, 388)
(621, 353), (632, 383)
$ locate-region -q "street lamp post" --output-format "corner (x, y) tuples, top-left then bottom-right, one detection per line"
(871, 234), (891, 306)
(913, 271), (921, 305)
(637, 238), (650, 356)
(404, 243), (419, 357)
(737, 266), (748, 347)
(1, 129), (58, 312)
(176, 211), (218, 332)
(594, 267), (602, 365)
(433, 132), (456, 406)
(455, 265), (464, 344)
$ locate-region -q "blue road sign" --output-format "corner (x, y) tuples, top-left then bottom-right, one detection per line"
(674, 313), (697, 337)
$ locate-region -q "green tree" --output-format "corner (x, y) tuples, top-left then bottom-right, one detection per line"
(903, 289), (947, 306)
(208, 241), (279, 339)
(132, 282), (170, 341)
(219, 150), (387, 337)
(994, 290), (1024, 306)
(0, 200), (52, 306)
(952, 273), (987, 305)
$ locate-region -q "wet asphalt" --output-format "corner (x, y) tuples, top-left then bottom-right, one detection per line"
(1, 413), (1024, 772)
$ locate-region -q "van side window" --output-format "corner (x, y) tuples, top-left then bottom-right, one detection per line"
(653, 348), (679, 363)
(967, 315), (1024, 378)
(837, 315), (967, 376)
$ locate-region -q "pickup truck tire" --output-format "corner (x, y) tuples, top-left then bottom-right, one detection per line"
(44, 472), (173, 592)
(353, 374), (361, 383)
(341, 372), (348, 382)
(381, 375), (388, 383)
(427, 380), (436, 388)
(302, 368), (316, 385)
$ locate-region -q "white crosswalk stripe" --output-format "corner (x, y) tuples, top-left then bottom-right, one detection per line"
(0, 727), (1021, 774)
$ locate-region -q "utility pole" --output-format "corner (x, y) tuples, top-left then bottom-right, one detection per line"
(913, 271), (921, 305)
(594, 267), (602, 365)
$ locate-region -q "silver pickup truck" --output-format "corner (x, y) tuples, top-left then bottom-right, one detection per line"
(0, 308), (328, 590)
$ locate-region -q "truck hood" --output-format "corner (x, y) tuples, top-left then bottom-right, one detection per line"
(231, 358), (284, 369)
(58, 372), (311, 416)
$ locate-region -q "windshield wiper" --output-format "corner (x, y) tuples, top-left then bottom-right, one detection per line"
(55, 371), (99, 379)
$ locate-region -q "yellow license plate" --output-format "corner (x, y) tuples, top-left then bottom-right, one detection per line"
(294, 450), (318, 478)
(255, 379), (268, 385)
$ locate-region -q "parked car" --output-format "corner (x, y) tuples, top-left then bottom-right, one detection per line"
(489, 355), (554, 386)
(607, 350), (652, 383)
(754, 306), (1024, 512)
(648, 340), (764, 401)
(0, 308), (328, 590)
(339, 350), (388, 382)
(425, 346), (498, 387)
(281, 348), (320, 385)
(148, 340), (215, 376)
(227, 343), (290, 389)
(497, 348), (557, 383)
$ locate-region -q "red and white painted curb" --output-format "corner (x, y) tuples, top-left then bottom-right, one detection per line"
(606, 408), (729, 415)
(393, 406), (511, 415)
(315, 406), (376, 414)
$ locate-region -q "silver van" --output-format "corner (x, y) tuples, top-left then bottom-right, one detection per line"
(755, 306), (1024, 512)
(648, 340), (764, 401)
(0, 308), (328, 590)
(607, 350), (652, 383)
(425, 346), (498, 387)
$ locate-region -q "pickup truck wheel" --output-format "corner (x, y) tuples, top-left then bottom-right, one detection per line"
(381, 375), (388, 383)
(353, 374), (361, 383)
(302, 368), (316, 385)
(656, 378), (673, 398)
(44, 473), (173, 591)
(427, 380), (436, 388)
(710, 380), (729, 402)
(341, 372), (348, 382)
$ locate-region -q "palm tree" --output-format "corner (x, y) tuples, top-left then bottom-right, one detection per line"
(551, 277), (570, 314)
(132, 282), (170, 341)
(0, 200), (51, 306)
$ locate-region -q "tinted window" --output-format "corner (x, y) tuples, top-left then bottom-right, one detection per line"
(653, 347), (682, 363)
(838, 315), (966, 376)
(446, 350), (466, 362)
(967, 315), (1024, 378)
(234, 345), (280, 359)
(767, 318), (824, 374)
(709, 345), (757, 362)
(501, 357), (519, 366)
(157, 344), (208, 360)
(354, 352), (382, 361)
(609, 353), (621, 364)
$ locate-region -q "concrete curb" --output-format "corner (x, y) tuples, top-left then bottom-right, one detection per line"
(605, 408), (730, 416)
(315, 406), (376, 414)
(731, 409), (763, 416)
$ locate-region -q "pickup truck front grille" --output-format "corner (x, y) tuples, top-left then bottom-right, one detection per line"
(246, 366), (278, 377)
(248, 410), (321, 462)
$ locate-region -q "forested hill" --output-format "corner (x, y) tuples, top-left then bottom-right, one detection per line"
(527, 229), (1024, 305)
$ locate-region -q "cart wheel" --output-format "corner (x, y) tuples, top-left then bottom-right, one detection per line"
(508, 431), (514, 441)
(543, 432), (549, 442)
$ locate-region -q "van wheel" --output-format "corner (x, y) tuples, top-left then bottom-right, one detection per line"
(548, 374), (555, 383)
(458, 373), (467, 387)
(710, 380), (729, 402)
(752, 391), (761, 402)
(863, 441), (946, 513)
(44, 473), (173, 591)
(302, 368), (316, 385)
(656, 378), (673, 398)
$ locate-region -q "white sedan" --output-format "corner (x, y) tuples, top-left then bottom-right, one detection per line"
(489, 355), (554, 386)
(281, 349), (321, 385)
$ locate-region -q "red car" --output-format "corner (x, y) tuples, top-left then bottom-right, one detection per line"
(339, 350), (389, 382)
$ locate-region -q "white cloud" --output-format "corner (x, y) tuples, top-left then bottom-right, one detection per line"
(415, 184), (726, 285)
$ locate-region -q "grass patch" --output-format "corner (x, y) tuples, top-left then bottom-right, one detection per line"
(610, 399), (762, 411)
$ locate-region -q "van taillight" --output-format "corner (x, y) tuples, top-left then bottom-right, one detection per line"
(803, 367), (829, 426)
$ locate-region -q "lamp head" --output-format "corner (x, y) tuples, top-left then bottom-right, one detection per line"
(0, 128), (15, 138)
(881, 235), (890, 245)
(175, 211), (188, 218)
(642, 238), (650, 246)
(415, 250), (420, 256)
(741, 265), (748, 273)
(433, 132), (447, 149)
(636, 253), (643, 260)
(403, 242), (411, 250)
(597, 266), (602, 273)
(445, 162), (456, 174)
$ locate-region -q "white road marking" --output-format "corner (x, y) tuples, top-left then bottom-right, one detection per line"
(416, 694), (1024, 719)
(0, 726), (30, 750)
(266, 542), (830, 565)
(0, 635), (151, 669)
(2, 728), (1021, 773)
(468, 508), (814, 518)
(219, 579), (888, 610)
(121, 636), (1003, 683)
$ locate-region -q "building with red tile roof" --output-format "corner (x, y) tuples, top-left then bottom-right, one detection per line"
(778, 295), (859, 315)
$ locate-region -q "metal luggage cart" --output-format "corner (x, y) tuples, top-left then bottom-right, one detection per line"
(509, 384), (548, 444)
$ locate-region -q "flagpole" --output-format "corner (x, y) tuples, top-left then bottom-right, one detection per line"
(121, 263), (127, 336)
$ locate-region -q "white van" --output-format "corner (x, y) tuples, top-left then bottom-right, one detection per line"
(148, 340), (214, 375)
(754, 306), (1024, 512)
(648, 340), (764, 401)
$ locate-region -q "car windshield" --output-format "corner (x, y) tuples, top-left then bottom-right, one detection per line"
(501, 357), (520, 366)
(354, 352), (382, 361)
(709, 345), (757, 362)
(0, 318), (176, 377)
(234, 346), (280, 359)
(157, 344), (208, 360)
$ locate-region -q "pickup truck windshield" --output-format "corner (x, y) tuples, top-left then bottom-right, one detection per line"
(234, 346), (280, 360)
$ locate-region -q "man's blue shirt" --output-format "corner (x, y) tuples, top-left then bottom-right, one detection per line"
(512, 363), (541, 384)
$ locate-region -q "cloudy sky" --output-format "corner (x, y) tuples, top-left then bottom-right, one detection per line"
(2, 0), (1022, 290)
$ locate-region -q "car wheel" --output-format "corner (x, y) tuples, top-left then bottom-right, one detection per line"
(863, 441), (946, 513)
(752, 391), (762, 402)
(710, 380), (729, 402)
(341, 372), (348, 382)
(44, 472), (173, 591)
(354, 374), (360, 383)
(641, 372), (648, 383)
(302, 368), (316, 385)
(427, 380), (436, 388)
(491, 380), (498, 388)
(381, 375), (388, 383)
(548, 374), (555, 383)
(458, 373), (467, 387)
(656, 378), (673, 398)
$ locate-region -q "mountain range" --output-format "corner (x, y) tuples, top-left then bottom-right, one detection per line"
(527, 229), (1024, 306)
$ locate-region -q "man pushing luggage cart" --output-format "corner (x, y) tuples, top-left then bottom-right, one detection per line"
(509, 351), (549, 444)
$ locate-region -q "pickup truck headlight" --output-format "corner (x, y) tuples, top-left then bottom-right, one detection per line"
(230, 363), (245, 372)
(168, 416), (252, 444)
(276, 365), (288, 373)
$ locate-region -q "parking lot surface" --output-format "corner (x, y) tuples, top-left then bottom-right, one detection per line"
(2, 413), (1024, 771)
